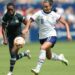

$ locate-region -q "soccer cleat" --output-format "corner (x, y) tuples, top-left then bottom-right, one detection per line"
(26, 50), (31, 59)
(59, 54), (69, 66)
(7, 72), (13, 75)
(31, 68), (40, 75)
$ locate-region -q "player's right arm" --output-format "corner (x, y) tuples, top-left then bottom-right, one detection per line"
(22, 18), (33, 37)
(22, 10), (40, 36)
(2, 14), (8, 45)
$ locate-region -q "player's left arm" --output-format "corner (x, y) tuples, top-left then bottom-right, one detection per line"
(59, 17), (72, 40)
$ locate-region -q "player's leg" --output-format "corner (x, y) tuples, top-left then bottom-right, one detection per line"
(45, 36), (57, 60)
(46, 49), (68, 65)
(46, 48), (52, 59)
(31, 39), (53, 75)
(7, 36), (31, 75)
(7, 36), (16, 75)
(46, 36), (68, 65)
(10, 35), (31, 60)
(16, 49), (31, 60)
(14, 36), (31, 60)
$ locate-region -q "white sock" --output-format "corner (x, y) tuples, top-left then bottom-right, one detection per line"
(51, 52), (62, 61)
(35, 50), (46, 72)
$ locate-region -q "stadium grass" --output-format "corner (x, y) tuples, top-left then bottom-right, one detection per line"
(0, 41), (75, 75)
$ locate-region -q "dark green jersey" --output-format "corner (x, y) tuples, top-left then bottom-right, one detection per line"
(2, 12), (25, 36)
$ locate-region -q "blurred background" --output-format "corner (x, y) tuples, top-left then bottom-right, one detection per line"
(0, 1), (75, 75)
(0, 0), (75, 44)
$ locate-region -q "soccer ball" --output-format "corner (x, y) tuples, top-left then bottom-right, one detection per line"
(14, 36), (25, 48)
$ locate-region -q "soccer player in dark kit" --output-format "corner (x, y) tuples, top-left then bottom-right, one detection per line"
(2, 3), (31, 75)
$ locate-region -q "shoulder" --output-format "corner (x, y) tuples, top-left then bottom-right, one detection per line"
(15, 13), (23, 17)
(3, 13), (8, 18)
(2, 13), (8, 21)
(15, 13), (25, 20)
(34, 10), (42, 15)
(51, 10), (61, 17)
(52, 7), (64, 16)
(15, 13), (26, 21)
(31, 10), (42, 18)
(50, 10), (61, 20)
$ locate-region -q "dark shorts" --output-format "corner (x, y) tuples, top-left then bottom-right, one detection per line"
(39, 36), (57, 48)
(7, 34), (21, 50)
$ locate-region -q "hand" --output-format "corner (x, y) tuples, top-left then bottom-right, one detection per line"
(3, 39), (8, 45)
(67, 33), (72, 41)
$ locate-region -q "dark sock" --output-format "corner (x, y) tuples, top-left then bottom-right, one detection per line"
(10, 52), (16, 72)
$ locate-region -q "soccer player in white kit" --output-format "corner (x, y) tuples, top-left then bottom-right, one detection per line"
(22, 0), (72, 75)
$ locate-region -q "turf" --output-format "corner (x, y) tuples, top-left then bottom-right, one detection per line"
(0, 41), (75, 75)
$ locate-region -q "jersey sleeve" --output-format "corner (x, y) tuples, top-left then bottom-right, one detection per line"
(30, 11), (40, 21)
(52, 11), (61, 21)
(55, 12), (61, 20)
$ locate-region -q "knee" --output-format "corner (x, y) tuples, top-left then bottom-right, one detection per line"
(40, 45), (46, 50)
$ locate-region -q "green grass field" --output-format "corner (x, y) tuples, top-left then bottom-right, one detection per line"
(0, 41), (75, 75)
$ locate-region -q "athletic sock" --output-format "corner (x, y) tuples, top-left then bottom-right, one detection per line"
(35, 50), (46, 72)
(10, 52), (16, 72)
(51, 52), (62, 61)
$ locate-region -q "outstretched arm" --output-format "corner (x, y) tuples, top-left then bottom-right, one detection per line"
(59, 17), (72, 40)
(22, 18), (33, 38)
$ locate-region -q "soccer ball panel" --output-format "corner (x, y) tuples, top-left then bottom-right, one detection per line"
(14, 36), (25, 48)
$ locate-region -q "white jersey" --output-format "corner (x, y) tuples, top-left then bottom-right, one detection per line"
(31, 10), (61, 39)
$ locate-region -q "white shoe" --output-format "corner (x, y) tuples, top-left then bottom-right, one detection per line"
(7, 72), (13, 75)
(59, 54), (69, 66)
(26, 50), (31, 59)
(31, 68), (40, 75)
